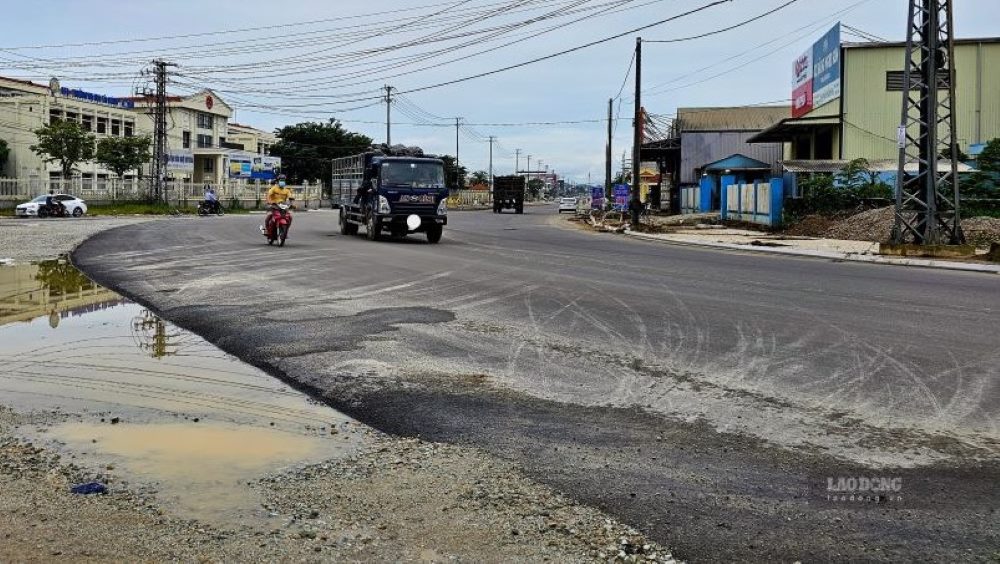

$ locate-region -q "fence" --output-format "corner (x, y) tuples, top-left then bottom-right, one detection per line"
(447, 190), (492, 207)
(0, 177), (324, 210)
(720, 178), (784, 226)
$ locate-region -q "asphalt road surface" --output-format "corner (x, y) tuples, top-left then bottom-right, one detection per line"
(75, 207), (1000, 562)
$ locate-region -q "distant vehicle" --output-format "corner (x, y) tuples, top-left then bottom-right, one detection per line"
(16, 194), (87, 218)
(332, 145), (448, 243)
(557, 197), (578, 214)
(493, 175), (525, 214)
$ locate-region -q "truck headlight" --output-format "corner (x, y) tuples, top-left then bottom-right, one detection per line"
(437, 198), (447, 216)
(378, 195), (391, 214)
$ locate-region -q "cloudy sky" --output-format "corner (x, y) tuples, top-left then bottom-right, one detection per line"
(1, 0), (996, 182)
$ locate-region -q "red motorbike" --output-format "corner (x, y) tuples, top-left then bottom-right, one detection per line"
(261, 203), (292, 246)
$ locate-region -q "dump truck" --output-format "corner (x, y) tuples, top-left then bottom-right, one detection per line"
(493, 175), (525, 214)
(331, 146), (448, 243)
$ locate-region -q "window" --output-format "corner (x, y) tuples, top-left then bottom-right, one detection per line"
(124, 121), (134, 137)
(219, 136), (226, 146)
(111, 119), (121, 136)
(203, 158), (214, 173)
(814, 129), (834, 160)
(197, 113), (213, 129)
(82, 115), (93, 131)
(197, 134), (213, 148)
(49, 109), (62, 123)
(182, 131), (191, 149)
(96, 117), (107, 134)
(65, 112), (78, 123)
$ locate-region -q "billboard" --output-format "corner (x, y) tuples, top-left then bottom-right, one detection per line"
(227, 154), (281, 180)
(791, 49), (814, 118)
(791, 23), (841, 118)
(812, 24), (842, 108)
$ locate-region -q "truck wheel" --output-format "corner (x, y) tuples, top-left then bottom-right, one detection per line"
(516, 205), (523, 214)
(426, 225), (443, 244)
(366, 211), (382, 241)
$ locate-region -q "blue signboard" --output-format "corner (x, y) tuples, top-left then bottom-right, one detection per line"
(612, 184), (630, 212)
(811, 23), (841, 108)
(590, 186), (605, 210)
(60, 87), (135, 109)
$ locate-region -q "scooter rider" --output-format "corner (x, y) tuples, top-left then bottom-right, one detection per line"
(45, 191), (66, 216)
(263, 174), (293, 234)
(203, 185), (220, 214)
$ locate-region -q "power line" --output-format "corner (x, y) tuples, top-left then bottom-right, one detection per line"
(645, 0), (801, 44)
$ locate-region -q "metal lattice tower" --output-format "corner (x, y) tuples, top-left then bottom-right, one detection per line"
(892, 0), (964, 245)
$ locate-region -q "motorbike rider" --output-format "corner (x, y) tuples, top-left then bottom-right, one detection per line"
(203, 185), (220, 214)
(45, 191), (66, 216)
(263, 174), (293, 234)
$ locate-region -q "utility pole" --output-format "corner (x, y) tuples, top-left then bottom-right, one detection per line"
(488, 135), (495, 194)
(892, 0), (964, 245)
(384, 85), (394, 146)
(148, 59), (175, 203)
(515, 149), (521, 174)
(455, 117), (462, 188)
(631, 37), (643, 226)
(526, 154), (532, 185)
(606, 98), (613, 201)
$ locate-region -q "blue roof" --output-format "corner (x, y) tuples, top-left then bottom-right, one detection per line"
(702, 153), (772, 172)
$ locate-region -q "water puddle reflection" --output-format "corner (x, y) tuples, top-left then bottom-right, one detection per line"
(0, 258), (360, 527)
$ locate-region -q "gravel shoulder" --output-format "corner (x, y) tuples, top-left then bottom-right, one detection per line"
(0, 217), (678, 562)
(0, 217), (155, 263)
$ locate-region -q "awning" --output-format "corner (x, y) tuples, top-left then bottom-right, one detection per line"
(746, 116), (840, 144)
(702, 153), (772, 172)
(781, 159), (975, 173)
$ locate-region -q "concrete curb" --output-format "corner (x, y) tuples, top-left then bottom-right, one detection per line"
(625, 231), (1000, 274)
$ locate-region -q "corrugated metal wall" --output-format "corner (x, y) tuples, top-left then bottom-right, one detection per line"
(842, 41), (1000, 160)
(679, 131), (783, 184)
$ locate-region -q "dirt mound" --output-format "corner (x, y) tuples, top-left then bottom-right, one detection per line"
(789, 207), (1000, 247)
(822, 207), (895, 243)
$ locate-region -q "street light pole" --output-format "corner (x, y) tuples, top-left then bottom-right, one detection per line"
(631, 37), (643, 226)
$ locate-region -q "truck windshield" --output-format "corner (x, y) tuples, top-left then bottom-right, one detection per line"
(381, 162), (445, 188)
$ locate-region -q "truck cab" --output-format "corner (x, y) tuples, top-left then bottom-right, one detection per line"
(334, 149), (448, 243)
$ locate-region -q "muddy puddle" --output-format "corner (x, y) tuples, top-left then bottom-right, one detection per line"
(0, 258), (361, 527)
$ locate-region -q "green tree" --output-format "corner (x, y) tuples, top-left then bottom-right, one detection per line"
(30, 121), (95, 179)
(527, 178), (544, 199)
(977, 138), (1000, 173)
(95, 135), (152, 180)
(440, 155), (467, 190)
(469, 170), (489, 186)
(269, 120), (371, 187)
(0, 138), (9, 175)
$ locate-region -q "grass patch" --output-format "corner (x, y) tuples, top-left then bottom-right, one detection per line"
(85, 202), (253, 216)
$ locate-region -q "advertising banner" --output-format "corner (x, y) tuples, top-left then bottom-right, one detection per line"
(591, 186), (605, 210)
(812, 24), (841, 109)
(251, 156), (281, 180)
(613, 184), (630, 212)
(166, 151), (194, 173)
(791, 48), (814, 118)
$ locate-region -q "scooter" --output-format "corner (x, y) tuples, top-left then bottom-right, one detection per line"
(260, 203), (292, 246)
(197, 199), (224, 216)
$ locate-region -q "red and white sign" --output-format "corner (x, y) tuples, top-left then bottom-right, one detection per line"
(791, 49), (814, 118)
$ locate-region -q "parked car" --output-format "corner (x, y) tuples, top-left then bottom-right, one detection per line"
(15, 194), (88, 218)
(557, 197), (578, 214)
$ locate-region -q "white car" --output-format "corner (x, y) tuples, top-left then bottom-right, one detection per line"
(15, 194), (88, 218)
(557, 197), (578, 214)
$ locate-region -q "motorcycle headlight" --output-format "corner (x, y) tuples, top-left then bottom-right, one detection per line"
(437, 198), (447, 216)
(378, 195), (391, 214)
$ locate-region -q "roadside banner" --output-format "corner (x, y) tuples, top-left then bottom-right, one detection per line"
(613, 184), (630, 211)
(791, 48), (814, 118)
(591, 186), (605, 210)
(166, 150), (194, 173)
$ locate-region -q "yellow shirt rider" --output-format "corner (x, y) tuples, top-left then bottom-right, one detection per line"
(266, 175), (293, 205)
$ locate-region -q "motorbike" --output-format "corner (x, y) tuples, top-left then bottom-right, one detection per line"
(37, 202), (68, 218)
(197, 199), (224, 216)
(260, 203), (292, 246)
